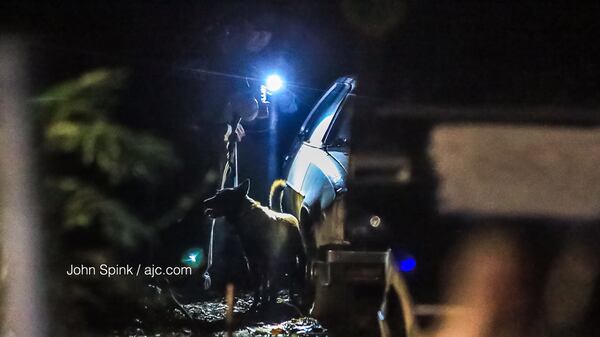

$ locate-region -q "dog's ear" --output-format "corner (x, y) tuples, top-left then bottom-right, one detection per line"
(237, 179), (250, 195)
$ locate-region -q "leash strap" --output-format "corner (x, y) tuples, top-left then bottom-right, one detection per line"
(204, 118), (242, 289)
(203, 159), (230, 289)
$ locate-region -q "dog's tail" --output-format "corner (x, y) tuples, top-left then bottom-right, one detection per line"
(269, 179), (286, 212)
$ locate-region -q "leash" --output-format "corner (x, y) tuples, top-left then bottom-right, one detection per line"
(203, 118), (242, 290)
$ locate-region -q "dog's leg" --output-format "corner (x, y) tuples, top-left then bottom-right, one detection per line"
(286, 257), (303, 308)
(244, 254), (259, 307)
(266, 262), (281, 305)
(242, 245), (261, 310)
(251, 284), (260, 311)
(288, 262), (297, 303)
(260, 268), (270, 305)
(291, 241), (311, 313)
(249, 264), (261, 310)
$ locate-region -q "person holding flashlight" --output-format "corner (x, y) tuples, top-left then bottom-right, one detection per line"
(221, 91), (259, 186)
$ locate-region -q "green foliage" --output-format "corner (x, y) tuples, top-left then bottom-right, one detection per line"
(35, 69), (182, 249)
(38, 69), (179, 186)
(56, 177), (152, 248)
(45, 120), (178, 184)
(35, 69), (126, 123)
(33, 69), (203, 334)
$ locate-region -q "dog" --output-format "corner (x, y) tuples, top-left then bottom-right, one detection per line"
(203, 179), (305, 307)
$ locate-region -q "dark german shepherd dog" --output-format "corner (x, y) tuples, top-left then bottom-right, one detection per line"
(203, 179), (305, 307)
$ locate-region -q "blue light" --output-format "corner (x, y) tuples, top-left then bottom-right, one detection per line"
(398, 256), (416, 272)
(181, 247), (204, 269)
(265, 74), (284, 92)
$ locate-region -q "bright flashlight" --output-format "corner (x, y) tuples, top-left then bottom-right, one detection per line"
(265, 74), (284, 92)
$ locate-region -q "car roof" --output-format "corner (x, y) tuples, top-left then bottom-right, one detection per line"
(334, 76), (356, 86)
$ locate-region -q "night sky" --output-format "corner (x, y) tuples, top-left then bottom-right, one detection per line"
(4, 1), (600, 102)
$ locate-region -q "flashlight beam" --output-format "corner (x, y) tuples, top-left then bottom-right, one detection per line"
(266, 74), (284, 92)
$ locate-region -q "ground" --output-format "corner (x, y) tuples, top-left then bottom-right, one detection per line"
(119, 291), (328, 337)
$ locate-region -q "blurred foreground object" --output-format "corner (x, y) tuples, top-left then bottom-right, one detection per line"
(352, 103), (600, 337)
(0, 37), (47, 337)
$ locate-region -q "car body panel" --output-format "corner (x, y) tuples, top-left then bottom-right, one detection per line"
(281, 77), (355, 220)
(326, 150), (349, 177)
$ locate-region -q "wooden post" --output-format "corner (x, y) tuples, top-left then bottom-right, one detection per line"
(225, 283), (235, 337)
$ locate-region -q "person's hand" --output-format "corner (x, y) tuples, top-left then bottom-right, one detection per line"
(224, 123), (246, 144)
(234, 123), (245, 142)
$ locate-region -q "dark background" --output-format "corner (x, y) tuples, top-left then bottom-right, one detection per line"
(2, 0), (600, 334)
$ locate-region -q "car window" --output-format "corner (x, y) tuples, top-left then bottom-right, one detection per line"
(325, 94), (355, 147)
(300, 83), (351, 146)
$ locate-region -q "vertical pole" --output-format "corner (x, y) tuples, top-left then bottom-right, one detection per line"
(232, 116), (242, 187)
(233, 141), (239, 186)
(0, 37), (47, 337)
(267, 99), (279, 185)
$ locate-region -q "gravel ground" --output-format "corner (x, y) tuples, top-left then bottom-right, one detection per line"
(117, 291), (327, 337)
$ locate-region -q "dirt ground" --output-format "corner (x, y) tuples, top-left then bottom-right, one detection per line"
(119, 291), (328, 337)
